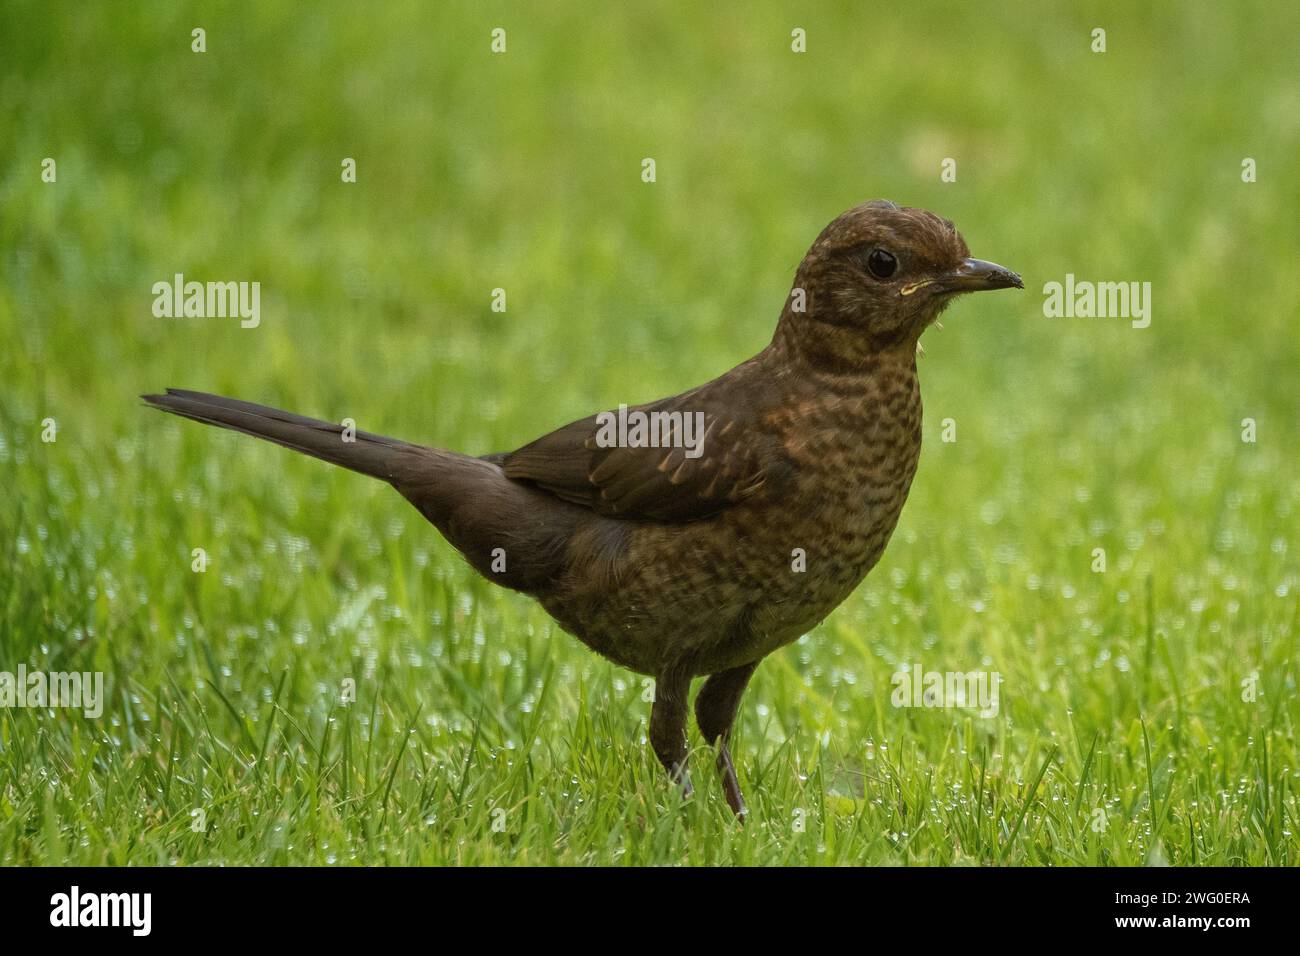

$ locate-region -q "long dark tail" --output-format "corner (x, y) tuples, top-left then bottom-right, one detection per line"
(141, 388), (423, 483)
(141, 388), (591, 593)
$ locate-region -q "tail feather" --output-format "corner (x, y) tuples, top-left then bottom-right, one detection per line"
(141, 388), (422, 483)
(142, 387), (599, 593)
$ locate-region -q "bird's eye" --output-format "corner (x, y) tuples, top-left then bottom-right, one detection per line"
(867, 248), (898, 280)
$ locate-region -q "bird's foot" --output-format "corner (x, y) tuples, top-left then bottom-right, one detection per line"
(716, 744), (747, 820)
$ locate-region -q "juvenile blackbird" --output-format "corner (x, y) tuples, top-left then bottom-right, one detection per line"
(144, 200), (1021, 817)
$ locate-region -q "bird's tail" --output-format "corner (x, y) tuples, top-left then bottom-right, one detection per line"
(141, 389), (423, 483)
(142, 387), (596, 594)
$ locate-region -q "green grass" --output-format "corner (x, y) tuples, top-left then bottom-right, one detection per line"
(1, 0), (1297, 865)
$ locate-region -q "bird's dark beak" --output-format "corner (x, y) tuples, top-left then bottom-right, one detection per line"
(940, 258), (1024, 293)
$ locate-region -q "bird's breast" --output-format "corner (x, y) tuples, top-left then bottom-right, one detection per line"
(740, 369), (924, 641)
(541, 365), (924, 676)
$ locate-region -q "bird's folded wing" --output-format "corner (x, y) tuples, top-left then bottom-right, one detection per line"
(502, 392), (786, 522)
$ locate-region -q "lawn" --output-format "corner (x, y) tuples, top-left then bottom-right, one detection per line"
(1, 1), (1297, 865)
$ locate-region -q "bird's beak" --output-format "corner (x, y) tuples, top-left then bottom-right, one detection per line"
(939, 258), (1024, 293)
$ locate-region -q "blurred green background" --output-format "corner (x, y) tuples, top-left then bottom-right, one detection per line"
(1, 1), (1296, 864)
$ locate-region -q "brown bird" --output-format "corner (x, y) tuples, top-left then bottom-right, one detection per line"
(144, 200), (1021, 817)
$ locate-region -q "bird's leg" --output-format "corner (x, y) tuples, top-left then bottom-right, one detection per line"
(649, 667), (693, 800)
(694, 661), (759, 819)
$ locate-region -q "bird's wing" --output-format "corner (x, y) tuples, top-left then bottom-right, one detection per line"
(502, 387), (790, 522)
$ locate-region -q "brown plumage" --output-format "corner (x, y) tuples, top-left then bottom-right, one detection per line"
(143, 200), (1022, 817)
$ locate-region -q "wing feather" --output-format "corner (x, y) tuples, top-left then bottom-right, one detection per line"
(502, 385), (790, 522)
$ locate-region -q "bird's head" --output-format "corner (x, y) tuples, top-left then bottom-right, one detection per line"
(775, 200), (1022, 369)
